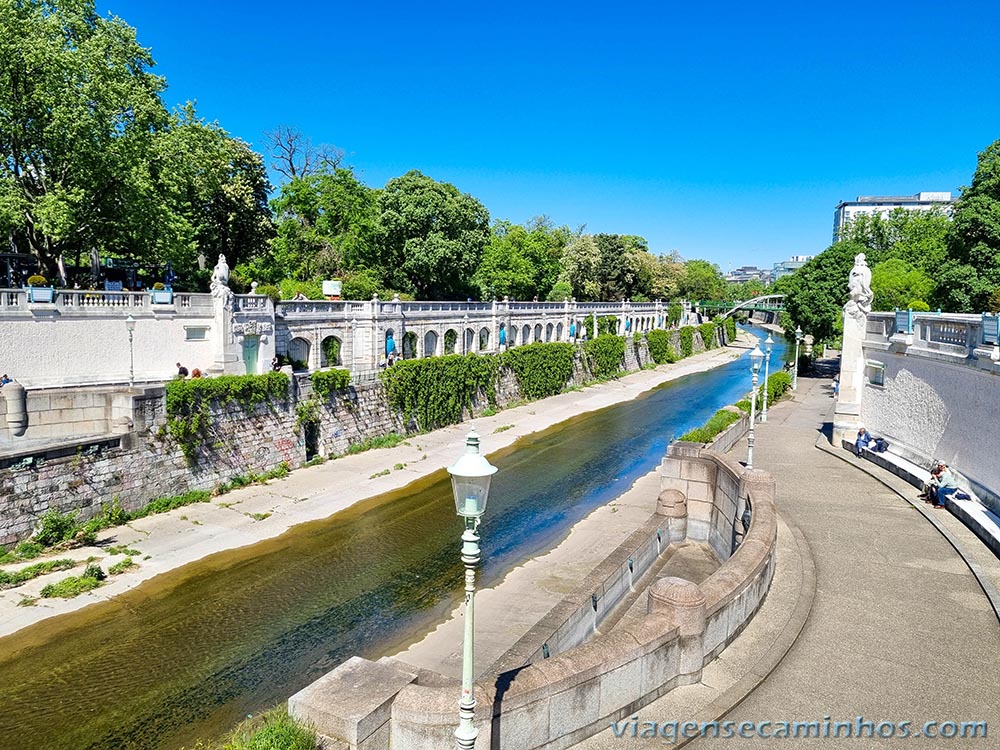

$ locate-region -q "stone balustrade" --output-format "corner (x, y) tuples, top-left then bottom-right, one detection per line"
(289, 444), (777, 750)
(866, 311), (1000, 370)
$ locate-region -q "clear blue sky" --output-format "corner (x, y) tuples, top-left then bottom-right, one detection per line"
(99, 0), (1000, 271)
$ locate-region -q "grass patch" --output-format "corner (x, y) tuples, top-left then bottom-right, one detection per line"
(303, 456), (326, 467)
(493, 424), (514, 433)
(0, 559), (77, 590)
(393, 463), (406, 471)
(40, 563), (106, 599)
(132, 490), (213, 520)
(106, 545), (140, 556)
(345, 433), (406, 455)
(108, 557), (136, 576)
(207, 707), (316, 750)
(369, 469), (390, 479)
(679, 409), (743, 444)
(248, 512), (271, 521)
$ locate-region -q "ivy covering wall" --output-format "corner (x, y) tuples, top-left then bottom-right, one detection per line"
(165, 373), (289, 462)
(380, 354), (499, 429)
(645, 329), (678, 365)
(501, 342), (576, 399)
(582, 336), (627, 380)
(312, 369), (351, 400)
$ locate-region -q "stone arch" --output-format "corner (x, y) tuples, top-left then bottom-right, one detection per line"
(506, 324), (516, 346)
(424, 330), (439, 357)
(534, 323), (543, 342)
(288, 337), (311, 370)
(465, 327), (476, 353)
(444, 329), (458, 354)
(556, 322), (564, 340)
(522, 324), (531, 344)
(402, 331), (418, 359)
(320, 335), (342, 367)
(478, 327), (490, 351)
(545, 322), (554, 341)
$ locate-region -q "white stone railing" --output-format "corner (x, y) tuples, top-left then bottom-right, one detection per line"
(865, 311), (999, 370)
(0, 288), (214, 315)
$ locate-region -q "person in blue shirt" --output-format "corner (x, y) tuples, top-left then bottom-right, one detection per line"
(855, 427), (871, 456)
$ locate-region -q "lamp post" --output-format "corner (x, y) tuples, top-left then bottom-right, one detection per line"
(747, 345), (764, 469)
(447, 428), (498, 750)
(761, 334), (773, 422)
(125, 314), (136, 389)
(792, 326), (803, 391)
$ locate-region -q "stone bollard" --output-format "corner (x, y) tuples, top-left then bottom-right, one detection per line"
(648, 576), (707, 678)
(3, 382), (27, 437)
(737, 467), (775, 547)
(656, 488), (688, 542)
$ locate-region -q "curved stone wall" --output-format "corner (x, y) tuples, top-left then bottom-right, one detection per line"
(290, 445), (777, 750)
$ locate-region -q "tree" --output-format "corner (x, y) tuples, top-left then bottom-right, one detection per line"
(594, 234), (653, 300)
(870, 259), (934, 311)
(839, 208), (949, 273)
(374, 170), (490, 299)
(152, 107), (274, 288)
(264, 125), (344, 181)
(0, 0), (168, 281)
(782, 241), (866, 343)
(472, 218), (571, 300)
(558, 235), (601, 300)
(677, 259), (726, 301)
(242, 166), (377, 285)
(947, 139), (1000, 311)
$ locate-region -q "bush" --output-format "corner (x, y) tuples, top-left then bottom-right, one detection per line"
(32, 510), (79, 547)
(222, 707), (316, 750)
(907, 299), (931, 312)
(501, 342), (575, 399)
(679, 327), (695, 358)
(27, 274), (47, 286)
(766, 370), (793, 404)
(645, 329), (677, 365)
(582, 314), (619, 338)
(40, 573), (103, 599)
(667, 303), (683, 327)
(698, 322), (717, 350)
(680, 409), (742, 443)
(582, 336), (626, 380)
(83, 562), (106, 581)
(312, 369), (351, 400)
(255, 284), (281, 303)
(152, 282), (166, 290)
(321, 337), (342, 366)
(381, 354), (499, 430)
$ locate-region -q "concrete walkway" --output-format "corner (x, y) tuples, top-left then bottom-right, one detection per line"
(580, 368), (1000, 749)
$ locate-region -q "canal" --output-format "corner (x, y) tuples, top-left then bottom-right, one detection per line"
(0, 328), (787, 750)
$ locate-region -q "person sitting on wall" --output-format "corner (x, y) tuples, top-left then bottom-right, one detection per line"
(0, 374), (11, 387)
(927, 462), (960, 508)
(190, 368), (203, 379)
(271, 356), (281, 372)
(855, 426), (871, 457)
(176, 362), (189, 378)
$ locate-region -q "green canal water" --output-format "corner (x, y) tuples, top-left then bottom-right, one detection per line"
(0, 330), (786, 750)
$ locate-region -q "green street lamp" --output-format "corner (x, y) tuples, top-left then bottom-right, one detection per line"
(747, 345), (764, 469)
(125, 314), (136, 389)
(761, 334), (773, 422)
(448, 428), (498, 750)
(792, 326), (803, 391)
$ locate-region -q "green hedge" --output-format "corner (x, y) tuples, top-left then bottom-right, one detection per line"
(502, 342), (576, 399)
(165, 373), (289, 462)
(645, 329), (677, 365)
(698, 322), (717, 350)
(667, 303), (683, 326)
(582, 314), (619, 338)
(312, 369), (351, 400)
(582, 335), (627, 380)
(679, 409), (742, 443)
(380, 354), (499, 430)
(679, 326), (695, 358)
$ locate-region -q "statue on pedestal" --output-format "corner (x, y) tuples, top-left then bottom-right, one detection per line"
(210, 254), (233, 311)
(833, 253), (873, 440)
(209, 254), (235, 374)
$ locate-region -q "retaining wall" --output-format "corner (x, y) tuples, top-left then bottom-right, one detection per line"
(289, 443), (777, 750)
(1, 331), (730, 545)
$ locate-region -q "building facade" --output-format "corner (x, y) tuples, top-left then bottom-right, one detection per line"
(833, 191), (953, 240)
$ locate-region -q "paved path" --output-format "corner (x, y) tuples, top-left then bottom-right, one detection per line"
(579, 368), (1000, 749)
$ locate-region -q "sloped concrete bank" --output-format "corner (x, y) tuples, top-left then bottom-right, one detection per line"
(290, 443), (778, 750)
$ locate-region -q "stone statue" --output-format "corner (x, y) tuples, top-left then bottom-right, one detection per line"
(210, 254), (233, 310)
(844, 253), (873, 322)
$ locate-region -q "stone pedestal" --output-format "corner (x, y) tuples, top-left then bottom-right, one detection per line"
(834, 309), (865, 442)
(647, 577), (707, 676)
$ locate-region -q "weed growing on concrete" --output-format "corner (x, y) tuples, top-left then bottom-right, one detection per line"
(344, 433), (406, 455)
(369, 469), (390, 479)
(493, 424), (514, 433)
(0, 559), (77, 589)
(108, 557), (136, 576)
(393, 463), (405, 470)
(40, 563), (105, 598)
(106, 546), (140, 556)
(247, 512), (271, 521)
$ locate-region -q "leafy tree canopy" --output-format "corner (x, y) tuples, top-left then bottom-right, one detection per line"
(677, 259), (726, 301)
(375, 170), (490, 300)
(947, 139), (1000, 311)
(870, 258), (934, 312)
